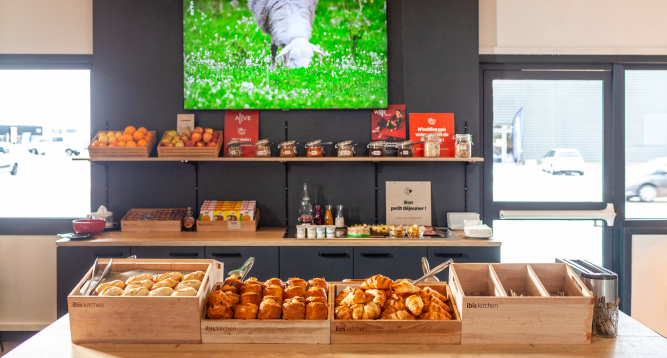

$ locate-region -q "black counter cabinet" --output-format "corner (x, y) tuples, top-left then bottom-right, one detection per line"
(205, 246), (279, 281)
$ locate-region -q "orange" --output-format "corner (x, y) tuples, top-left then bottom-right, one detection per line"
(144, 132), (152, 138)
(109, 143), (117, 147)
(110, 140), (118, 146)
(92, 141), (101, 147)
(126, 141), (137, 147)
(124, 126), (136, 135)
(123, 134), (133, 142)
(133, 131), (145, 140)
(137, 139), (147, 147)
(137, 127), (147, 134)
(98, 143), (107, 147)
(117, 141), (127, 147)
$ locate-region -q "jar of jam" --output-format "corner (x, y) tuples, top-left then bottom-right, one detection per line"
(454, 134), (473, 158)
(368, 141), (386, 157)
(279, 141), (297, 157)
(397, 140), (414, 157)
(226, 139), (243, 157)
(335, 140), (355, 157)
(255, 139), (271, 157)
(423, 133), (441, 157)
(305, 140), (325, 157)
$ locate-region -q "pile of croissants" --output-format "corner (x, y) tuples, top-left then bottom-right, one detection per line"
(207, 276), (329, 320)
(94, 271), (205, 297)
(334, 275), (453, 320)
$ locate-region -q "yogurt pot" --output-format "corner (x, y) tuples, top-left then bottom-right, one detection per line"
(316, 226), (325, 238)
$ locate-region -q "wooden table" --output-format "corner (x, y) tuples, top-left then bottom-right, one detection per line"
(5, 313), (665, 357)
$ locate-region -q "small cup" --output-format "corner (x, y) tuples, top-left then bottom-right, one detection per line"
(307, 227), (316, 239)
(325, 226), (335, 238)
(316, 226), (325, 238)
(296, 226), (306, 239)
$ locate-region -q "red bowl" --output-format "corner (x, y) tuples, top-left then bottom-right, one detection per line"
(72, 219), (106, 235)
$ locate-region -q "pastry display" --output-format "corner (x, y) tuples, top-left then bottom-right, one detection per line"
(152, 278), (179, 290)
(122, 287), (149, 296)
(334, 275), (454, 321)
(96, 270), (204, 298)
(156, 272), (184, 282)
(183, 271), (205, 282)
(126, 279), (155, 290)
(206, 276), (328, 320)
(175, 279), (202, 291)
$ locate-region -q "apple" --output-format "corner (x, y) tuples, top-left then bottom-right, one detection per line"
(175, 141), (185, 147)
(191, 132), (203, 143)
(184, 129), (192, 137)
(185, 141), (195, 147)
(196, 142), (205, 147)
(167, 130), (177, 137)
(180, 133), (189, 142)
(194, 127), (204, 134)
(213, 133), (220, 139)
(204, 128), (213, 134)
(202, 132), (212, 143)
(161, 136), (173, 145)
(206, 141), (216, 147)
(164, 142), (174, 147)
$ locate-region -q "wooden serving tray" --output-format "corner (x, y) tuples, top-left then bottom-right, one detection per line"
(157, 130), (223, 158)
(120, 208), (185, 233)
(196, 209), (259, 232)
(88, 130), (157, 158)
(329, 282), (462, 344)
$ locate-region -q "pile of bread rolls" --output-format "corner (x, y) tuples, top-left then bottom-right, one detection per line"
(207, 277), (328, 320)
(334, 274), (453, 320)
(94, 271), (205, 297)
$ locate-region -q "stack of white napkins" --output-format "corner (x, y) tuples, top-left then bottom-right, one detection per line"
(447, 212), (480, 230)
(463, 224), (493, 239)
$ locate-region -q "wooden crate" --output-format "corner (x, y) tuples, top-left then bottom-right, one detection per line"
(88, 130), (157, 158)
(200, 282), (330, 344)
(197, 209), (259, 232)
(120, 208), (185, 233)
(157, 130), (223, 158)
(449, 263), (594, 345)
(329, 282), (462, 344)
(67, 258), (224, 344)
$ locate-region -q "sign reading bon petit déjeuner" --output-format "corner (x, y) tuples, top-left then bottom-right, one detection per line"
(386, 181), (432, 226)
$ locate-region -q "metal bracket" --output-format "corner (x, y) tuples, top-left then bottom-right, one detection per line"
(499, 203), (616, 226)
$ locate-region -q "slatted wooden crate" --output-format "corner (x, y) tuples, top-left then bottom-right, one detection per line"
(196, 209), (259, 232)
(157, 130), (223, 157)
(88, 131), (157, 158)
(120, 208), (185, 233)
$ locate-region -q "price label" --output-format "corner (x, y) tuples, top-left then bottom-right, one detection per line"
(227, 221), (241, 230)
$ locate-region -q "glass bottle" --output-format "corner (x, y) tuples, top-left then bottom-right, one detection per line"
(324, 205), (333, 225)
(299, 183), (313, 224)
(183, 207), (196, 231)
(313, 205), (322, 225)
(335, 205), (345, 228)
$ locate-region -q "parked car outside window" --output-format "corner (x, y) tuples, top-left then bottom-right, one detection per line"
(541, 149), (585, 176)
(625, 157), (667, 202)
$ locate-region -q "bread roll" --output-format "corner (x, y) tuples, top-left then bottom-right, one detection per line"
(225, 292), (241, 310)
(175, 279), (202, 292)
(183, 271), (205, 282)
(95, 280), (125, 295)
(306, 302), (328, 320)
(171, 287), (198, 296)
(305, 287), (327, 300)
(306, 296), (327, 305)
(263, 285), (283, 300)
(287, 277), (307, 291)
(207, 302), (234, 319)
(155, 272), (184, 283)
(282, 297), (306, 320)
(240, 292), (262, 307)
(122, 287), (149, 296)
(234, 303), (259, 319)
(221, 284), (239, 295)
(148, 287), (174, 296)
(100, 286), (123, 296)
(284, 285), (306, 299)
(307, 278), (327, 291)
(360, 274), (395, 290)
(152, 278), (179, 290)
(223, 276), (243, 290)
(125, 274), (154, 285)
(240, 284), (263, 296)
(257, 299), (282, 319)
(126, 279), (155, 290)
(264, 278), (284, 288)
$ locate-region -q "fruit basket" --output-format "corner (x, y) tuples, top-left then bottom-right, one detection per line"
(88, 127), (157, 158)
(157, 128), (223, 158)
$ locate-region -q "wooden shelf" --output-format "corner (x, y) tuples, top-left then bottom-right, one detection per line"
(74, 156), (484, 163)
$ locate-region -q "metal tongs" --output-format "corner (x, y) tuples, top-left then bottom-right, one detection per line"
(421, 257), (440, 282)
(411, 258), (454, 284)
(227, 257), (255, 281)
(83, 258), (114, 296)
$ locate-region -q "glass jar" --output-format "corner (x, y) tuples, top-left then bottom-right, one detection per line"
(335, 140), (355, 157)
(384, 142), (398, 157)
(279, 141), (297, 157)
(454, 134), (472, 158)
(389, 225), (406, 238)
(407, 224), (425, 238)
(397, 140), (414, 157)
(305, 140), (324, 157)
(423, 133), (441, 158)
(254, 139), (271, 157)
(368, 141), (386, 157)
(226, 140), (243, 157)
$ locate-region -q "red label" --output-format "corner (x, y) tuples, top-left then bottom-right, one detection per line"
(371, 105), (407, 141)
(224, 111), (259, 157)
(409, 113), (455, 157)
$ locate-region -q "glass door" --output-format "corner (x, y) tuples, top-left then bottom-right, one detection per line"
(483, 69), (614, 265)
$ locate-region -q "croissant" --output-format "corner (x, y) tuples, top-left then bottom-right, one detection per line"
(430, 296), (453, 313)
(287, 278), (307, 291)
(263, 285), (284, 300)
(379, 304), (402, 319)
(240, 284), (263, 296)
(342, 288), (373, 305)
(306, 296), (327, 305)
(383, 294), (406, 310)
(395, 278), (411, 283)
(258, 299), (283, 319)
(282, 297), (306, 320)
(284, 285), (306, 299)
(148, 287), (174, 296)
(360, 274), (395, 290)
(424, 302), (452, 319)
(406, 295), (424, 316)
(99, 286), (123, 296)
(419, 312), (449, 320)
(306, 302), (328, 320)
(152, 278), (179, 290)
(388, 310), (417, 320)
(307, 278), (328, 291)
(423, 286), (449, 303)
(156, 272), (184, 283)
(264, 278), (284, 289)
(334, 286), (353, 306)
(125, 280), (155, 291)
(221, 284), (239, 295)
(175, 279), (201, 292)
(183, 271), (205, 282)
(225, 292), (240, 310)
(234, 303), (259, 319)
(240, 292), (262, 307)
(365, 289), (387, 307)
(223, 276), (244, 290)
(304, 287), (327, 300)
(95, 280), (125, 295)
(125, 274), (154, 285)
(362, 301), (381, 320)
(350, 303), (364, 320)
(420, 289), (433, 307)
(335, 305), (352, 320)
(392, 281), (421, 295)
(207, 302), (234, 319)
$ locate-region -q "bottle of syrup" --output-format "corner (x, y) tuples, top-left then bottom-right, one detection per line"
(183, 207), (196, 231)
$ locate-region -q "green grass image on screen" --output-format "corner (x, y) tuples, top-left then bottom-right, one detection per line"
(183, 0), (387, 110)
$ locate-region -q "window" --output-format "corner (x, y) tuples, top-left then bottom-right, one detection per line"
(0, 70), (90, 218)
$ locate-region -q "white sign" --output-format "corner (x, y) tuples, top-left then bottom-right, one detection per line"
(386, 181), (432, 226)
(177, 114), (195, 135)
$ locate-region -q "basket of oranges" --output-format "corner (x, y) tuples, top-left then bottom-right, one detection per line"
(88, 126), (157, 158)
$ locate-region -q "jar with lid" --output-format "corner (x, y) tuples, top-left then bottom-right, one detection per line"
(226, 139), (243, 157)
(279, 141), (297, 157)
(397, 140), (415, 157)
(384, 142), (398, 157)
(454, 134), (473, 158)
(367, 141), (386, 157)
(254, 139), (271, 157)
(305, 140), (327, 157)
(335, 140), (355, 157)
(423, 133), (441, 157)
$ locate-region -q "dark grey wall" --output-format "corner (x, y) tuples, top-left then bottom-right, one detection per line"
(90, 0), (480, 228)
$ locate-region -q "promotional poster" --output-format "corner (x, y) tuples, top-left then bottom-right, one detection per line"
(224, 110), (259, 157)
(371, 105), (407, 141)
(409, 113), (455, 157)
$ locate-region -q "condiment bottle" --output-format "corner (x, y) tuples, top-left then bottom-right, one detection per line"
(335, 205), (345, 227)
(324, 205), (333, 225)
(183, 207), (196, 231)
(313, 205), (322, 225)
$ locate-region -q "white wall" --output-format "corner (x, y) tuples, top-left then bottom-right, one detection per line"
(480, 0), (667, 55)
(632, 235), (667, 337)
(0, 0), (92, 54)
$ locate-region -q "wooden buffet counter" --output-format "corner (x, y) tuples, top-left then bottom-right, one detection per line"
(5, 313), (665, 358)
(54, 227), (501, 247)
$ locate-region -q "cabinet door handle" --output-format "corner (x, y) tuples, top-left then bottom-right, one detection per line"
(169, 253), (199, 257)
(435, 253), (465, 258)
(360, 253), (391, 258)
(95, 253), (125, 257)
(319, 253), (348, 258)
(212, 253), (242, 258)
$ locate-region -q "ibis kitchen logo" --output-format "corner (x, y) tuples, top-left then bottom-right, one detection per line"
(225, 110), (258, 157)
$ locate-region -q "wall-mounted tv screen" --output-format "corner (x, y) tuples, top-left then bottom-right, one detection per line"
(183, 0), (387, 110)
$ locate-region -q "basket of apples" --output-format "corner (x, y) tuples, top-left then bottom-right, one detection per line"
(157, 127), (223, 157)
